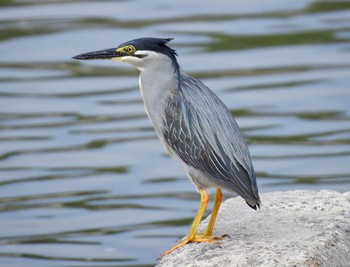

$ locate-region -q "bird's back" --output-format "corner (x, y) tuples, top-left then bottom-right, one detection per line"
(162, 74), (260, 208)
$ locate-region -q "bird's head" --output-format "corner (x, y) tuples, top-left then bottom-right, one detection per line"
(72, 37), (179, 71)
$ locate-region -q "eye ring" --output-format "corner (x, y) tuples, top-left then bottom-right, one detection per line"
(126, 45), (136, 54)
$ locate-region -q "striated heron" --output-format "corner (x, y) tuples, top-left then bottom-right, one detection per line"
(73, 37), (260, 256)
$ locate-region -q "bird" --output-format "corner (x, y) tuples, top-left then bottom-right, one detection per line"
(72, 37), (260, 256)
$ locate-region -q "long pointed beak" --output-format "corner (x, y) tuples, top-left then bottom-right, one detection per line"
(72, 48), (127, 60)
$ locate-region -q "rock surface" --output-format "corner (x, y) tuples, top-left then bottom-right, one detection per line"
(157, 190), (350, 267)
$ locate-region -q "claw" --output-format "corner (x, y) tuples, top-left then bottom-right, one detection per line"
(161, 234), (225, 257)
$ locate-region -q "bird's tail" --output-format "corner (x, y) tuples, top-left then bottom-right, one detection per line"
(246, 197), (261, 210)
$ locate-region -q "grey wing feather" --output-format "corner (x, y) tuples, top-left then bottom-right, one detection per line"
(162, 76), (259, 206)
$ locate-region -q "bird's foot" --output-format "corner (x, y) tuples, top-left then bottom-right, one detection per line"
(161, 234), (224, 257)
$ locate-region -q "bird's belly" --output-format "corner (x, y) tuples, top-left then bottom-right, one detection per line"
(184, 165), (221, 191)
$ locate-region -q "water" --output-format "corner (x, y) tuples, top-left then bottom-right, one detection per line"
(0, 0), (350, 266)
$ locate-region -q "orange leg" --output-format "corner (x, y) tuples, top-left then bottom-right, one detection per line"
(204, 188), (223, 237)
(162, 188), (223, 256)
(162, 189), (213, 256)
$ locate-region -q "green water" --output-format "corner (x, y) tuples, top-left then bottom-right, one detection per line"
(0, 0), (350, 266)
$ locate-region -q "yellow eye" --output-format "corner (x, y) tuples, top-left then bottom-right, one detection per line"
(126, 45), (136, 54)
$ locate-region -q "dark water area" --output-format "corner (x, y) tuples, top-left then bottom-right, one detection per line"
(0, 0), (350, 266)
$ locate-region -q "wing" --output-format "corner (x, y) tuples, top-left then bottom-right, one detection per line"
(162, 75), (259, 205)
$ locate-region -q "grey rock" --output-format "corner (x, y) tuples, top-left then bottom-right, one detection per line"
(157, 190), (350, 267)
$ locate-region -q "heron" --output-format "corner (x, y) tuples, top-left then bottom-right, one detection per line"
(73, 37), (260, 256)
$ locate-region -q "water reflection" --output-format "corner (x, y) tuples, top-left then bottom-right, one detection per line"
(0, 0), (350, 266)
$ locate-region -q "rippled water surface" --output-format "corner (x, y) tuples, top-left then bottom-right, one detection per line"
(1, 0), (350, 266)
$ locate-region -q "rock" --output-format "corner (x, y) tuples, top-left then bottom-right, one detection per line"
(157, 190), (350, 267)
